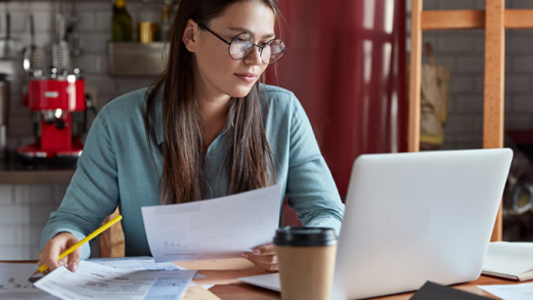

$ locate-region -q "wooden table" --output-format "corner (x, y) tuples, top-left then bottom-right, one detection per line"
(2, 259), (523, 299)
(176, 258), (523, 300)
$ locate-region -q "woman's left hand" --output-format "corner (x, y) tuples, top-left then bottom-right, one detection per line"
(241, 244), (278, 272)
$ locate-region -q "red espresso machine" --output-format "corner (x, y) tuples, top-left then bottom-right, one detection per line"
(17, 68), (86, 165)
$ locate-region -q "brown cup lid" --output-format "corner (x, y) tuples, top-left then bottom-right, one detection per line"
(273, 226), (337, 247)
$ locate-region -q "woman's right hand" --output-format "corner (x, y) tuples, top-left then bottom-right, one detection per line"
(38, 232), (81, 274)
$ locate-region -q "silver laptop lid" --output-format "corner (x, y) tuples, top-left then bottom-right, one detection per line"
(333, 148), (513, 299)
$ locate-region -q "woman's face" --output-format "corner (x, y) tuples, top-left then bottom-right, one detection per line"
(186, 1), (276, 100)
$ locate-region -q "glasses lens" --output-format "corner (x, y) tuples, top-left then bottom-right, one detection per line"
(229, 33), (254, 59)
(263, 39), (286, 65)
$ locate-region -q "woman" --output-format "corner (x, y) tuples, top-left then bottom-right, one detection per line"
(39, 0), (344, 273)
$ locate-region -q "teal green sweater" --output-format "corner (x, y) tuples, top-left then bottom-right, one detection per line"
(40, 85), (345, 259)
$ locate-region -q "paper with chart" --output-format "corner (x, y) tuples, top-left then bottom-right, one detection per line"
(89, 256), (186, 271)
(88, 256), (207, 287)
(0, 263), (57, 300)
(478, 282), (533, 300)
(34, 261), (196, 300)
(142, 184), (281, 262)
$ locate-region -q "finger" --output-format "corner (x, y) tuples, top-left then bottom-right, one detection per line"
(58, 256), (68, 266)
(255, 262), (279, 272)
(67, 248), (81, 272)
(42, 241), (63, 271)
(251, 244), (276, 256)
(248, 254), (278, 265)
(65, 236), (81, 272)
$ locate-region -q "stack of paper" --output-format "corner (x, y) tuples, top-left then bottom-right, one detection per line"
(34, 261), (197, 300)
(0, 260), (197, 300)
(88, 256), (208, 286)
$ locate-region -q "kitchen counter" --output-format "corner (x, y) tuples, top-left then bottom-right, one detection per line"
(0, 158), (75, 184)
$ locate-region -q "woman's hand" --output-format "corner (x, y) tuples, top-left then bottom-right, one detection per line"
(38, 232), (81, 274)
(241, 244), (278, 272)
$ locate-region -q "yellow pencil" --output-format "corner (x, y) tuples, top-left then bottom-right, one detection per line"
(32, 214), (123, 276)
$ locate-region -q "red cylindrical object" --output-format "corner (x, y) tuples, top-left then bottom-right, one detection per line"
(28, 79), (86, 111)
(267, 0), (407, 196)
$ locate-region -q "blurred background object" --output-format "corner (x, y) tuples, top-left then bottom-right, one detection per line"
(0, 73), (8, 159)
(266, 0), (407, 198)
(504, 132), (533, 241)
(419, 42), (450, 151)
(265, 0), (407, 226)
(112, 0), (133, 42)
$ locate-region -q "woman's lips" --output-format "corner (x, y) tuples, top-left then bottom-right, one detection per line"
(235, 73), (257, 83)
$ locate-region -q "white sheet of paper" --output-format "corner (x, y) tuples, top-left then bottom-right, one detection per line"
(200, 284), (215, 290)
(138, 270), (197, 300)
(142, 184), (281, 262)
(238, 273), (281, 292)
(34, 261), (195, 300)
(478, 282), (533, 300)
(0, 263), (57, 300)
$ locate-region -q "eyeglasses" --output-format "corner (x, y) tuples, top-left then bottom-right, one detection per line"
(197, 22), (286, 65)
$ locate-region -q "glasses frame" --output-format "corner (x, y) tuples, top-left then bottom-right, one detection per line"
(196, 22), (286, 65)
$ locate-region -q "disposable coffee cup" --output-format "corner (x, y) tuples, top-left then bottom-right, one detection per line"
(274, 226), (337, 300)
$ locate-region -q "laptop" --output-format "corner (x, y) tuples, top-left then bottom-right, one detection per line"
(239, 149), (513, 299)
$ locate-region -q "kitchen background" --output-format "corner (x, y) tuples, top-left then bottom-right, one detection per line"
(0, 0), (532, 259)
(0, 0), (163, 259)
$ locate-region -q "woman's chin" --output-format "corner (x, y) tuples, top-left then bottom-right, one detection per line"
(229, 85), (255, 98)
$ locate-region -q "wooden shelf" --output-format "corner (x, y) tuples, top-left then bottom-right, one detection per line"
(0, 159), (75, 184)
(409, 0), (511, 241)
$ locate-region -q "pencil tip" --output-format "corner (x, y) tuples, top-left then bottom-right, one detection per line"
(27, 270), (42, 283)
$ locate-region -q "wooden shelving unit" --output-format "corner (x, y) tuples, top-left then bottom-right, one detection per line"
(409, 0), (533, 242)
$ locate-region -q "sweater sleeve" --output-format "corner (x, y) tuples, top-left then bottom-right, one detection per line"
(284, 94), (345, 235)
(40, 107), (120, 259)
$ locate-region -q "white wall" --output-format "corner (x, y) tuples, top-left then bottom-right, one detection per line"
(0, 184), (67, 259)
(0, 1), (161, 259)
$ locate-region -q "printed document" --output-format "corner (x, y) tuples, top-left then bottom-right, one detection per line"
(142, 184), (281, 262)
(479, 282), (533, 300)
(89, 256), (185, 271)
(0, 263), (56, 300)
(34, 261), (196, 300)
(88, 256), (207, 286)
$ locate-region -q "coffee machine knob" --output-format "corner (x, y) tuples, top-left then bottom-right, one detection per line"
(55, 119), (67, 130)
(49, 67), (58, 79)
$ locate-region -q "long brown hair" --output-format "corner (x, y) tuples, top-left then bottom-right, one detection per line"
(144, 0), (279, 204)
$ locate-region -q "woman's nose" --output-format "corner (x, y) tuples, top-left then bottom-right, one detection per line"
(245, 45), (263, 65)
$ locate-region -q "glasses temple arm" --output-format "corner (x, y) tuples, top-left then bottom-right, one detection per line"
(197, 23), (232, 46)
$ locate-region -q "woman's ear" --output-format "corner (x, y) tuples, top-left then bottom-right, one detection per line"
(182, 19), (199, 52)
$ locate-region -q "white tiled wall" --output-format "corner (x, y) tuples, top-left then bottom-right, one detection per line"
(0, 1), (161, 259)
(0, 184), (68, 259)
(410, 0), (533, 149)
